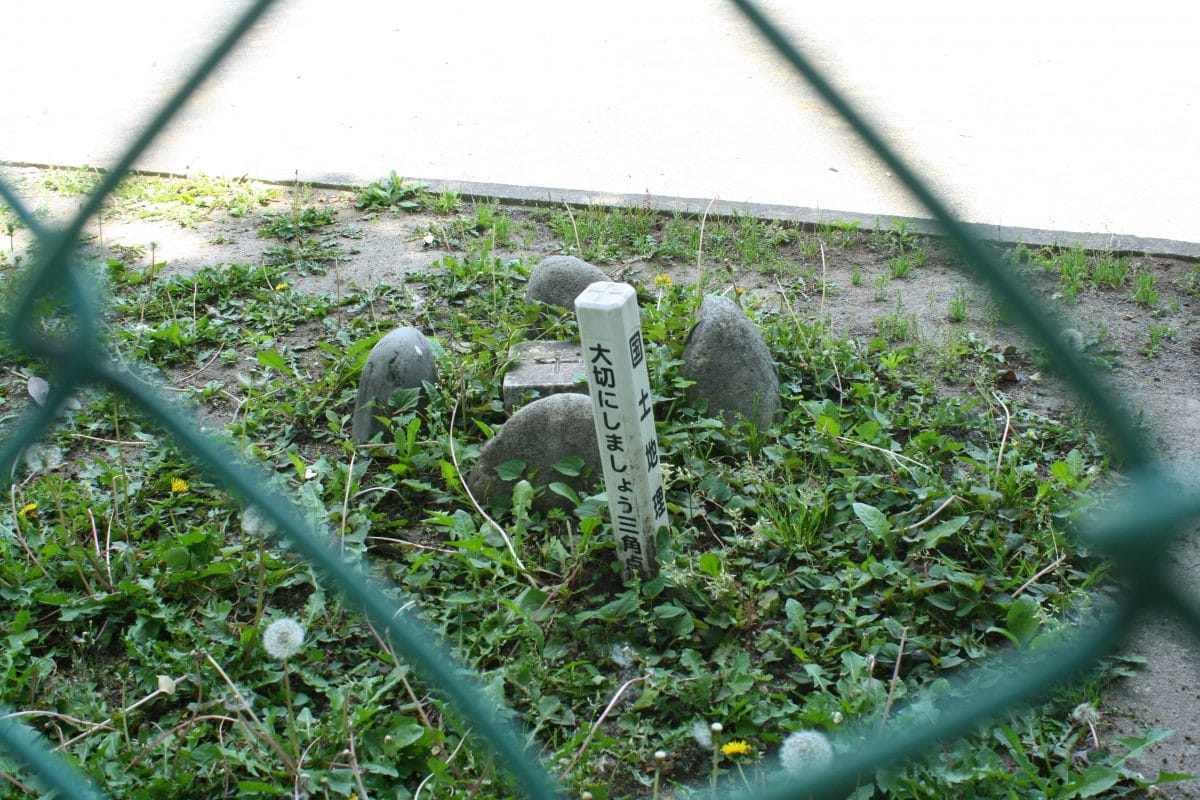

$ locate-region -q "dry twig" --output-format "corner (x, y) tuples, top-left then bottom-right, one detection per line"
(878, 626), (909, 733)
(565, 673), (651, 777)
(993, 391), (1013, 471)
(446, 396), (538, 587)
(899, 495), (961, 532)
(1013, 552), (1070, 598)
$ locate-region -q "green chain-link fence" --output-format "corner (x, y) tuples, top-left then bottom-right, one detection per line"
(1, 1), (1196, 797)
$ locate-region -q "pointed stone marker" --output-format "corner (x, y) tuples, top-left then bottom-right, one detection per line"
(351, 327), (437, 443)
(681, 295), (780, 427)
(575, 281), (668, 580)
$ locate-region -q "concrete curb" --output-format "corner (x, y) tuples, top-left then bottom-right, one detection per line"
(6, 160), (1199, 260)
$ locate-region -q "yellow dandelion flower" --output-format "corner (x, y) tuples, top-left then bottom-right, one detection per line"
(653, 274), (673, 288)
(721, 740), (752, 757)
(735, 286), (746, 296)
(17, 502), (37, 521)
(274, 283), (288, 291)
(170, 478), (190, 494)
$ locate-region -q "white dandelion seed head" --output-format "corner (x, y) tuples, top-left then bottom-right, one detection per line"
(710, 722), (723, 734)
(780, 730), (833, 774)
(609, 642), (635, 668)
(691, 719), (713, 750)
(1071, 703), (1099, 725)
(262, 617), (305, 661)
(224, 687), (254, 713)
(241, 504), (278, 538)
(22, 444), (63, 474)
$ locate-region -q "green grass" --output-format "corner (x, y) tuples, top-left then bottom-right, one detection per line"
(948, 286), (973, 323)
(875, 294), (915, 341)
(819, 219), (861, 248)
(1093, 252), (1131, 289)
(37, 168), (277, 226)
(1053, 244), (1089, 301)
(1130, 271), (1159, 308)
(888, 253), (913, 279)
(257, 192), (344, 274)
(40, 163), (105, 195)
(1142, 324), (1176, 357)
(112, 173), (277, 224)
(355, 171), (434, 212)
(0, 191), (1186, 799)
(1175, 264), (1200, 296)
(872, 271), (891, 302)
(879, 217), (919, 255)
(546, 206), (802, 273)
(1034, 244), (1147, 302)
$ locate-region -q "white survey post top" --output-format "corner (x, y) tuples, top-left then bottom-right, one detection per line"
(575, 281), (668, 579)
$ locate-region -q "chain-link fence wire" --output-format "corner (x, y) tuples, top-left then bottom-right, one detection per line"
(1, 0), (1197, 797)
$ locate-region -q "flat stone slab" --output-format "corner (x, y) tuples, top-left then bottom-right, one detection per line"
(502, 340), (587, 412)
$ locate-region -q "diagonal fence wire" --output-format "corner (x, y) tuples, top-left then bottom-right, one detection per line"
(719, 2), (1200, 797)
(0, 1), (1196, 798)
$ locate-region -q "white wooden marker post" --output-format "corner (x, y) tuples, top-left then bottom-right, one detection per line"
(575, 281), (668, 580)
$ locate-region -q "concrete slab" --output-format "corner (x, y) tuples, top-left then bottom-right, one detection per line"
(2, 1), (1198, 249)
(501, 340), (586, 412)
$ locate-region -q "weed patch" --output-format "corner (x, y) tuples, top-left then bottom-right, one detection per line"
(0, 183), (1188, 799)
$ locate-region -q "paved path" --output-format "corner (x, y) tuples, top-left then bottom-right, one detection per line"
(3, 1), (1199, 248)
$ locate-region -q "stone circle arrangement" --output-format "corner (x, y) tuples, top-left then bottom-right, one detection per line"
(351, 255), (780, 518)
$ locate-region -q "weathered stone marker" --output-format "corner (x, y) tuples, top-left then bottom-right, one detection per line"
(574, 282), (668, 580)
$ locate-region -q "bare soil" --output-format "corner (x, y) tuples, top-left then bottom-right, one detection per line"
(4, 166), (1199, 793)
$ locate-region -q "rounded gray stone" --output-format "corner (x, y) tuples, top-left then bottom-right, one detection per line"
(466, 392), (601, 513)
(526, 255), (609, 309)
(680, 295), (781, 427)
(351, 327), (437, 443)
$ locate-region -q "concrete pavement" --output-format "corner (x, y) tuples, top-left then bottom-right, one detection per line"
(3, 1), (1199, 251)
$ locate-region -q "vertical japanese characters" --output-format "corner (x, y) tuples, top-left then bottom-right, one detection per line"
(575, 282), (669, 579)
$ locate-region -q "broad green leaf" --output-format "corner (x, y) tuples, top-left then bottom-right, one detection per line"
(551, 455), (584, 476)
(516, 587), (550, 618)
(512, 479), (535, 513)
(784, 598), (807, 636)
(653, 603), (695, 636)
(698, 552), (722, 578)
(1153, 771), (1197, 783)
(494, 459), (526, 481)
(577, 591), (638, 623)
(237, 781), (286, 796)
(388, 717), (425, 748)
(815, 414), (841, 436)
(547, 482), (581, 505)
(853, 502), (891, 537)
(163, 547), (192, 570)
(256, 348), (288, 372)
(854, 419), (880, 441)
(1006, 595), (1041, 647)
(1067, 765), (1119, 797)
(912, 515), (969, 550)
(1119, 727), (1176, 761)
